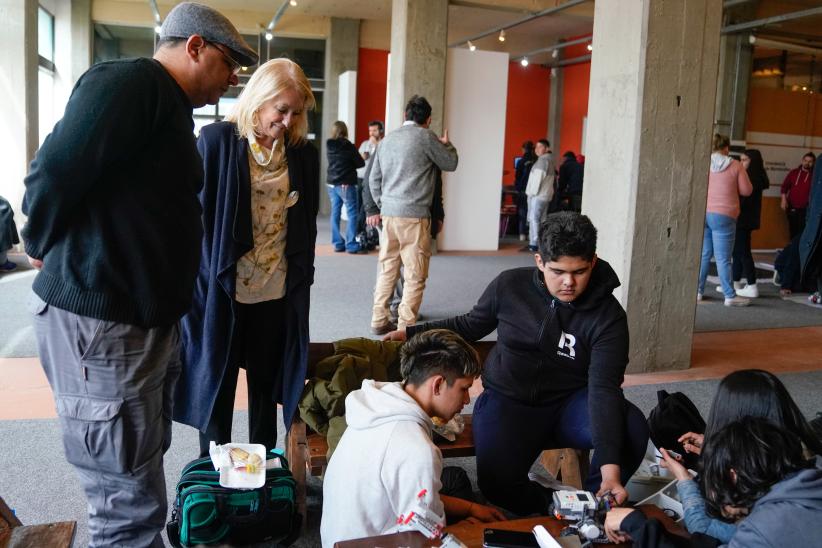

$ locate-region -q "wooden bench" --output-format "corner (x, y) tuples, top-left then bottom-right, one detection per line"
(0, 496), (76, 548)
(286, 341), (589, 528)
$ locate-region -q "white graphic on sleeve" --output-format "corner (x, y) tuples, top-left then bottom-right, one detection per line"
(557, 331), (576, 359)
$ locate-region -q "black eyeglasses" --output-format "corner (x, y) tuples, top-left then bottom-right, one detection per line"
(205, 41), (241, 75)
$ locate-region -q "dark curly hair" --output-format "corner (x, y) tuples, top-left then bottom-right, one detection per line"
(702, 417), (808, 518)
(400, 329), (480, 387)
(537, 212), (597, 262)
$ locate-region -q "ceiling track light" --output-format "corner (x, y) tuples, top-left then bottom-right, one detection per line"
(290, 0), (297, 5)
(520, 58), (529, 67)
(499, 29), (506, 42)
(586, 43), (593, 51)
(265, 31), (273, 41)
(467, 40), (476, 52)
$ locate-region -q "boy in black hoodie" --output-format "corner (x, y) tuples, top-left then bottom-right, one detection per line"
(387, 212), (649, 515)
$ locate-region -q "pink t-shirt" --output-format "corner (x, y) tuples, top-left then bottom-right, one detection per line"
(706, 157), (752, 219)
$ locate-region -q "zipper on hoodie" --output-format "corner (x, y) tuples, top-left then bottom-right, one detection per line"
(533, 299), (557, 403)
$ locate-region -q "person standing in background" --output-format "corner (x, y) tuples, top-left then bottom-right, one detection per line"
(697, 134), (753, 306)
(514, 140), (536, 242)
(368, 95), (458, 334)
(781, 152), (815, 239)
(326, 120), (366, 253)
(523, 139), (555, 252)
(730, 149), (769, 298)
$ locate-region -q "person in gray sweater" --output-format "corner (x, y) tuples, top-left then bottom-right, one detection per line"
(368, 95), (458, 333)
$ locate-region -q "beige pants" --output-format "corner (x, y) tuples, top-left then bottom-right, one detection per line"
(371, 216), (432, 329)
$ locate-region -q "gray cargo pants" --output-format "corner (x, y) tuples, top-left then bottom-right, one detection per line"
(30, 294), (181, 548)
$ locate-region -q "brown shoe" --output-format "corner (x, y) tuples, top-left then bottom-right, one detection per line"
(370, 322), (397, 336)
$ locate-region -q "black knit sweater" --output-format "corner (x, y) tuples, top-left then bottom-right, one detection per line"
(22, 58), (204, 327)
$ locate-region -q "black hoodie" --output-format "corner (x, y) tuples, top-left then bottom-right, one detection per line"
(326, 138), (365, 186)
(407, 259), (629, 465)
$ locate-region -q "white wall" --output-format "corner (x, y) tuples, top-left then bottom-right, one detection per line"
(440, 48), (508, 251)
(338, 70), (357, 141)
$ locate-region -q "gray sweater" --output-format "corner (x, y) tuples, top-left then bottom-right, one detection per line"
(369, 123), (458, 218)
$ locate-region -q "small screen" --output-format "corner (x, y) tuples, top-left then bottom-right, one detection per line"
(577, 493), (589, 501)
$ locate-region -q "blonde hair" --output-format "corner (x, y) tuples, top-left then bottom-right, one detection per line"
(228, 58), (316, 145)
(330, 121), (348, 140)
(712, 133), (730, 152)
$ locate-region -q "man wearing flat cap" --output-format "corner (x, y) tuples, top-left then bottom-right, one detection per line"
(21, 3), (257, 546)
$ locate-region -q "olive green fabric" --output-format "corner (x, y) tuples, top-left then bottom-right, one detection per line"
(298, 337), (403, 459)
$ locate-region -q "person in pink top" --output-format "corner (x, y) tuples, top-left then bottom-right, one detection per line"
(697, 134), (753, 306)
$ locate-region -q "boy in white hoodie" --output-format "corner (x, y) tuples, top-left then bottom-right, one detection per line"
(320, 329), (505, 547)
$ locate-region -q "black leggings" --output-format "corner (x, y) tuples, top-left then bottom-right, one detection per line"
(732, 228), (756, 285)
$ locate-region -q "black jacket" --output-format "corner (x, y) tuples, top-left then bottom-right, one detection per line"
(326, 138), (365, 186)
(737, 171), (769, 231)
(407, 259), (630, 465)
(559, 157), (584, 196)
(22, 58), (203, 327)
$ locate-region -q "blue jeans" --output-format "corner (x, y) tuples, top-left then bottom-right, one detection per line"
(327, 184), (360, 252)
(472, 387), (649, 515)
(698, 212), (737, 297)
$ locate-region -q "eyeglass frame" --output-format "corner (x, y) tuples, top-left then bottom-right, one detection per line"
(204, 40), (242, 75)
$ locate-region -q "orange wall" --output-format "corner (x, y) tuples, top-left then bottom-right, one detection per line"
(502, 62), (551, 184)
(746, 87), (822, 137)
(355, 48), (389, 146)
(559, 40), (591, 155)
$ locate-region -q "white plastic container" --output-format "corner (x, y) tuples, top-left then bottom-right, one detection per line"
(209, 442), (267, 489)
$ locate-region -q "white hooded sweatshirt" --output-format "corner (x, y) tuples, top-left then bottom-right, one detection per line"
(320, 380), (445, 548)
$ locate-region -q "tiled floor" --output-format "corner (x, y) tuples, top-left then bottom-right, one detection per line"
(4, 325), (821, 421)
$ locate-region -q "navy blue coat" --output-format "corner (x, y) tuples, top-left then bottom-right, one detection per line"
(173, 121), (319, 433)
(800, 160), (822, 283)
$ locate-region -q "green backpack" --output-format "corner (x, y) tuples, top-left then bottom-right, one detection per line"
(166, 448), (301, 547)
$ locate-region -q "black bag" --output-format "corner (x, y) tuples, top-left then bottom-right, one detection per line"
(166, 448), (301, 547)
(647, 390), (706, 470)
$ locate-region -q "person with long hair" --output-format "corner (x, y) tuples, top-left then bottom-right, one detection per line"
(697, 134), (753, 306)
(668, 369), (822, 543)
(604, 418), (822, 547)
(326, 120), (366, 253)
(174, 58), (319, 457)
(729, 149), (769, 298)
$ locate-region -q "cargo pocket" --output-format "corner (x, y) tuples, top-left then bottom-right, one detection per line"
(56, 395), (128, 475)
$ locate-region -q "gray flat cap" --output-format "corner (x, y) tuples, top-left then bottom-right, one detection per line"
(160, 2), (258, 67)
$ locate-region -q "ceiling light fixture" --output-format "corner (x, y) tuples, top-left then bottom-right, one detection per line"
(521, 58), (529, 67)
(154, 25), (162, 34)
(290, 0), (297, 5)
(499, 29), (506, 42)
(265, 31), (273, 41)
(587, 43), (593, 51)
(552, 49), (559, 59)
(468, 40), (476, 52)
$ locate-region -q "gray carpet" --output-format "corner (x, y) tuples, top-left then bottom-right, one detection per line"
(3, 370), (821, 547)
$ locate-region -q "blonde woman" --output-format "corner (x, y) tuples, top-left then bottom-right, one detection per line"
(174, 59), (319, 456)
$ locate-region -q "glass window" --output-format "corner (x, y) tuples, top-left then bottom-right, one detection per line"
(38, 6), (55, 70)
(38, 67), (54, 144)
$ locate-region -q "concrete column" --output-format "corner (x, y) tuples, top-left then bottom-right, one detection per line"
(386, 0), (448, 134)
(320, 17), (359, 213)
(0, 0), (38, 229)
(713, 33), (753, 140)
(548, 66), (563, 152)
(584, 0), (722, 373)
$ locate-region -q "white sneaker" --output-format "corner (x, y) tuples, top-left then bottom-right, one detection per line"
(519, 234), (527, 241)
(724, 296), (750, 307)
(715, 285), (724, 293)
(697, 293), (703, 302)
(737, 284), (759, 298)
